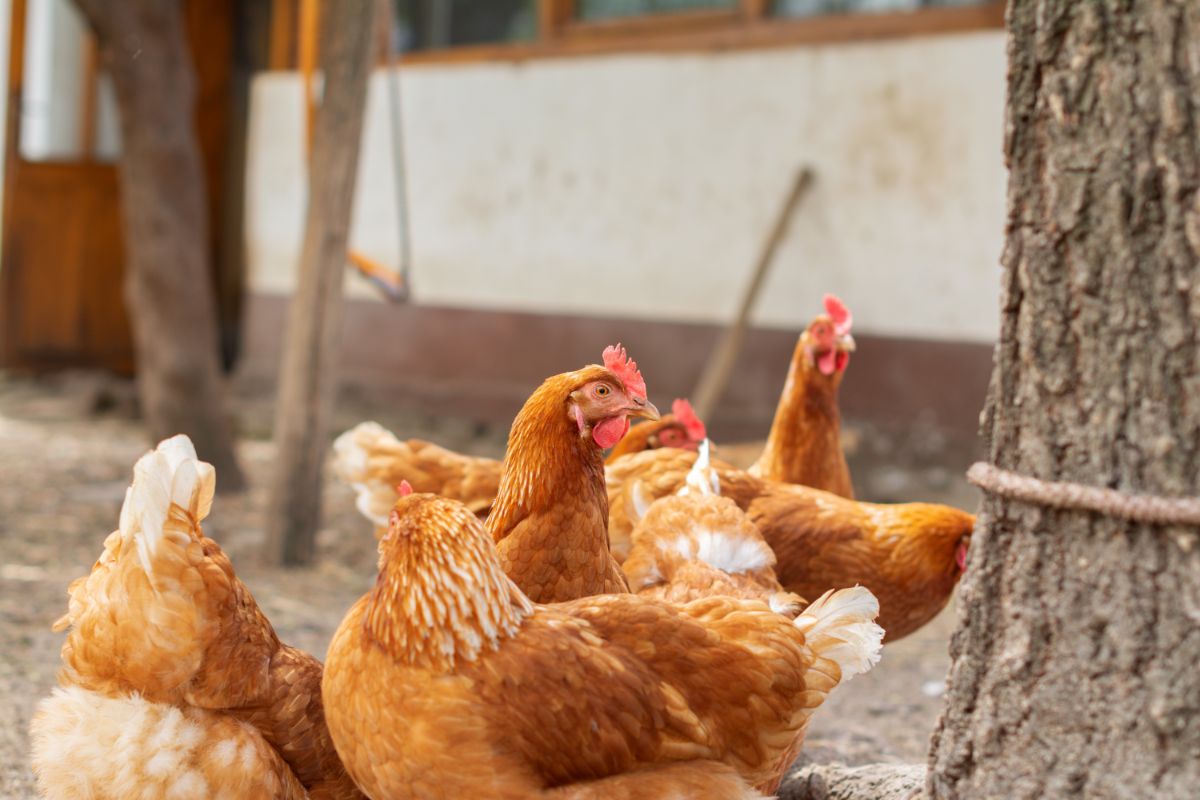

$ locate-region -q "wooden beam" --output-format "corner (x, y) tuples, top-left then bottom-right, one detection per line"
(77, 36), (99, 160)
(1, 0), (29, 367)
(740, 0), (770, 21)
(267, 0), (296, 69)
(216, 0), (272, 370)
(298, 0), (318, 159)
(265, 0), (378, 566)
(538, 0), (575, 41)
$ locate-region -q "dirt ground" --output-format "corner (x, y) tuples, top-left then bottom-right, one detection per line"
(0, 373), (973, 798)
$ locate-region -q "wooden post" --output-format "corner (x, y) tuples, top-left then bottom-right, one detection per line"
(265, 1), (378, 566)
(73, 0), (245, 490)
(216, 0), (272, 371)
(691, 167), (814, 422)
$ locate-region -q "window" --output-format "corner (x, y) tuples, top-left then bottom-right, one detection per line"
(577, 0), (737, 22)
(393, 0), (536, 52)
(774, 0), (989, 19)
(267, 0), (1004, 68)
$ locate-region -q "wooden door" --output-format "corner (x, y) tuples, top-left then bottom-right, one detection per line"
(0, 0), (234, 373)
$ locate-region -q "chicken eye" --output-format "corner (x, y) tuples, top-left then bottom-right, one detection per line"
(595, 384), (611, 397)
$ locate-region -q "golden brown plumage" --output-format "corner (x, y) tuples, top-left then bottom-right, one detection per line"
(748, 295), (856, 498)
(334, 402), (702, 533)
(321, 492), (883, 799)
(30, 436), (362, 800)
(484, 351), (661, 602)
(333, 421), (503, 525)
(609, 447), (974, 641)
(622, 443), (804, 614)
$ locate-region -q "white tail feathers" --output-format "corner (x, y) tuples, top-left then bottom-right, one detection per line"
(794, 587), (884, 682)
(332, 422), (397, 526)
(119, 435), (215, 575)
(332, 421), (389, 481)
(680, 440), (720, 497)
(627, 480), (653, 526)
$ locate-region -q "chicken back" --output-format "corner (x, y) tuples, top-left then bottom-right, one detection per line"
(30, 436), (363, 800)
(323, 492), (883, 799)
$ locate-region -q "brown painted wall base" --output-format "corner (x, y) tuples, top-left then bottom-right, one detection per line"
(238, 294), (992, 450)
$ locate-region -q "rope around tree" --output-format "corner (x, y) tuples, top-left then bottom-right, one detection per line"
(967, 463), (1200, 527)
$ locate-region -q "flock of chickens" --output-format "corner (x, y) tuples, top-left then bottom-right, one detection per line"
(28, 295), (977, 799)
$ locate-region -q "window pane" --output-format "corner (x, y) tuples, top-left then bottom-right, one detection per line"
(20, 0), (121, 163)
(577, 0), (738, 22)
(394, 0), (536, 52)
(774, 0), (991, 18)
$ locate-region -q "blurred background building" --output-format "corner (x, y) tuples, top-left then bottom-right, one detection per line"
(0, 0), (1005, 457)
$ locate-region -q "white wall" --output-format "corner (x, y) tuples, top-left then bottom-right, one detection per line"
(247, 30), (1007, 343)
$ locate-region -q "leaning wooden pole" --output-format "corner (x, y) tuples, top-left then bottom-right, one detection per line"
(266, 2), (377, 566)
(691, 168), (814, 422)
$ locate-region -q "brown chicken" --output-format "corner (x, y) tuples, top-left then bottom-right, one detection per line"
(333, 421), (503, 525)
(334, 398), (705, 532)
(749, 294), (857, 497)
(622, 441), (804, 615)
(30, 436), (362, 800)
(485, 344), (659, 602)
(321, 489), (883, 799)
(609, 448), (974, 641)
(607, 397), (707, 461)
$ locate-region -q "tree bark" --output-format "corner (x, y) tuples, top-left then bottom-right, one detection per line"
(928, 2), (1200, 798)
(73, 0), (244, 490)
(264, 2), (377, 565)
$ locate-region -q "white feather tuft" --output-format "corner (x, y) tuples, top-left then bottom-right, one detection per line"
(354, 485), (390, 527)
(332, 422), (400, 526)
(677, 527), (774, 575)
(120, 436), (215, 576)
(629, 480), (653, 525)
(332, 422), (393, 481)
(795, 587), (884, 682)
(680, 440), (719, 497)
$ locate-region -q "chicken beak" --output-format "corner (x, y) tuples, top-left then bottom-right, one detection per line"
(838, 333), (857, 353)
(628, 398), (660, 421)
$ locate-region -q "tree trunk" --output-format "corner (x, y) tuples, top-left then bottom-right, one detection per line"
(73, 0), (244, 490)
(928, 2), (1200, 798)
(264, 3), (377, 565)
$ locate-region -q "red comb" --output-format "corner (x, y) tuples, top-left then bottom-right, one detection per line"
(602, 344), (647, 401)
(671, 398), (706, 441)
(396, 480), (414, 497)
(823, 294), (852, 336)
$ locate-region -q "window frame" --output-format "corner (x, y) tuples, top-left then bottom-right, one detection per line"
(268, 0), (1005, 69)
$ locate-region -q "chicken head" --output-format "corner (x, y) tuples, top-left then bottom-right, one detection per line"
(803, 294), (857, 376)
(568, 344), (660, 448)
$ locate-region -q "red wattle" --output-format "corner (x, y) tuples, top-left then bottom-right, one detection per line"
(817, 349), (838, 375)
(592, 416), (630, 449)
(956, 541), (969, 571)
